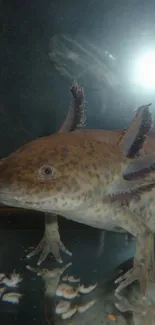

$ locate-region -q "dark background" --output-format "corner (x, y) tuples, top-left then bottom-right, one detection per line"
(0, 0), (155, 158)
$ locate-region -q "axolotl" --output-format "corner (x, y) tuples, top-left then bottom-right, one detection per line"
(0, 87), (155, 295)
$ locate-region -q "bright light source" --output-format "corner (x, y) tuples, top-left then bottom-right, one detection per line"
(134, 51), (155, 89)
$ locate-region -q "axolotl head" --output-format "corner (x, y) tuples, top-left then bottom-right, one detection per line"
(0, 131), (105, 213)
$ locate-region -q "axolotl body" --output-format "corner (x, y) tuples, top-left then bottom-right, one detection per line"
(1, 110), (155, 295)
(0, 83), (155, 296)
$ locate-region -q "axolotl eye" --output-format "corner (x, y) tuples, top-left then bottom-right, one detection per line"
(38, 165), (61, 180)
(42, 166), (52, 175)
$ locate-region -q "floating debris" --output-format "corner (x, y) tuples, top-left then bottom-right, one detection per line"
(78, 283), (97, 294)
(55, 300), (71, 315)
(62, 275), (80, 283)
(0, 274), (5, 281)
(56, 283), (79, 299)
(0, 271), (23, 288)
(78, 299), (97, 313)
(0, 287), (6, 298)
(26, 265), (38, 273)
(62, 275), (69, 281)
(107, 314), (116, 321)
(2, 292), (23, 304)
(61, 306), (78, 319)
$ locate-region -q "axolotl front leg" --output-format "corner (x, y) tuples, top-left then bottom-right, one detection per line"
(113, 205), (155, 296)
(27, 213), (72, 265)
(27, 83), (85, 265)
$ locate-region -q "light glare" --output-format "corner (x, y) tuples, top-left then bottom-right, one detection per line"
(135, 51), (155, 89)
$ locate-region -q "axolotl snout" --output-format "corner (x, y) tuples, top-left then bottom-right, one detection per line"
(1, 106), (155, 295)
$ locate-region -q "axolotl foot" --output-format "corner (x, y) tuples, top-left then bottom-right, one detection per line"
(26, 233), (71, 265)
(115, 265), (146, 294)
(115, 231), (155, 296)
(26, 214), (72, 265)
(115, 292), (155, 324)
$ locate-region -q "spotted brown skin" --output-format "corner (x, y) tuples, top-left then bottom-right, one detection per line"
(1, 129), (155, 294)
(0, 130), (128, 212)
